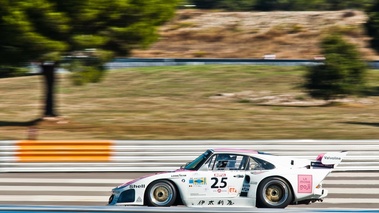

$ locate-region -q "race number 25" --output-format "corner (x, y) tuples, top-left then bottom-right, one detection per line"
(211, 177), (227, 188)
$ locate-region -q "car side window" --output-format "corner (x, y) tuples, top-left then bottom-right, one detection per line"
(249, 157), (261, 170)
(215, 154), (230, 170)
(228, 155), (248, 170)
(206, 155), (217, 170)
(249, 157), (275, 170)
(209, 154), (249, 171)
(237, 156), (249, 170)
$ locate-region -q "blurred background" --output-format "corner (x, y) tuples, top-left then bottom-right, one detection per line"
(0, 0), (379, 209)
(1, 0), (379, 140)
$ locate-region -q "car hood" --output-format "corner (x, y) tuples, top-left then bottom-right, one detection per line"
(115, 169), (193, 189)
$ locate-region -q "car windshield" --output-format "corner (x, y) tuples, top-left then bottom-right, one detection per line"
(184, 149), (213, 170)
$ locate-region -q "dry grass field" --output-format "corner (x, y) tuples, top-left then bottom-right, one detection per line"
(1, 65), (379, 140)
(2, 10), (379, 140)
(132, 10), (379, 60)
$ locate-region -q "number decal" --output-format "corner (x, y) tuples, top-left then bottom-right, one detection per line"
(220, 177), (227, 188)
(211, 177), (228, 188)
(211, 177), (218, 188)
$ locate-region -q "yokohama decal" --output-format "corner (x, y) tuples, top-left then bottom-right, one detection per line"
(298, 175), (312, 193)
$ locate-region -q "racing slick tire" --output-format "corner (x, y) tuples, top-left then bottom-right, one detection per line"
(145, 180), (177, 207)
(256, 177), (293, 208)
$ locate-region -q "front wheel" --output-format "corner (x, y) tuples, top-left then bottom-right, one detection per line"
(256, 177), (293, 208)
(145, 180), (177, 207)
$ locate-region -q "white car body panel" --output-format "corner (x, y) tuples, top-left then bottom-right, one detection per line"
(108, 149), (346, 208)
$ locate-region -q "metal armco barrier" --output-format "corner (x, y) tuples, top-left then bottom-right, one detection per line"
(0, 140), (378, 173)
(30, 58), (379, 74)
(106, 58), (323, 69)
(0, 205), (378, 213)
(105, 58), (379, 69)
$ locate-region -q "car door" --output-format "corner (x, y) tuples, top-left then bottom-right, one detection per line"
(190, 153), (248, 199)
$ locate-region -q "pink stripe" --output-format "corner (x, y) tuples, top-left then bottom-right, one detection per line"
(213, 148), (258, 154)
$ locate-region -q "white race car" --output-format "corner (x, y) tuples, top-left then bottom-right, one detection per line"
(108, 148), (347, 208)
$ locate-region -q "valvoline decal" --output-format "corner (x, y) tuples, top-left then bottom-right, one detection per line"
(321, 151), (347, 166)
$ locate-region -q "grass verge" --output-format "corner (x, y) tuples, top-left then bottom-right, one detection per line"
(1, 65), (379, 140)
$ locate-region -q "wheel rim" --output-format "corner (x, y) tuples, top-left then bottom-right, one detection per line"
(262, 180), (289, 206)
(149, 182), (174, 206)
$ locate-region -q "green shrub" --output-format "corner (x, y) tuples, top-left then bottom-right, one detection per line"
(366, 1), (379, 53)
(303, 34), (367, 100)
(0, 66), (29, 78)
(66, 59), (105, 86)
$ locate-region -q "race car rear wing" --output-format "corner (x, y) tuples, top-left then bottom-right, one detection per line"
(311, 151), (348, 169)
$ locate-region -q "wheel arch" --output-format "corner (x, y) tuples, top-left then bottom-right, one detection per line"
(256, 175), (295, 207)
(143, 179), (183, 206)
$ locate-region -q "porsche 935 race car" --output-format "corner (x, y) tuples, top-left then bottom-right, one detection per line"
(108, 148), (347, 208)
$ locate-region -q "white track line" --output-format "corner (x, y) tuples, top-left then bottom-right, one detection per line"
(0, 195), (107, 202)
(0, 196), (377, 204)
(324, 180), (379, 185)
(0, 186), (111, 192)
(327, 188), (379, 194)
(329, 172), (379, 177)
(322, 198), (379, 204)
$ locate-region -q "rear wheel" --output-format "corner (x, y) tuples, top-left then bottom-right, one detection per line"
(256, 177), (293, 208)
(145, 180), (177, 207)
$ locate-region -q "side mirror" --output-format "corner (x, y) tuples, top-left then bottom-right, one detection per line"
(180, 162), (190, 169)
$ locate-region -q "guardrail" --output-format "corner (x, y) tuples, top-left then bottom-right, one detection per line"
(0, 140), (378, 172)
(30, 58), (379, 74)
(105, 58), (379, 69)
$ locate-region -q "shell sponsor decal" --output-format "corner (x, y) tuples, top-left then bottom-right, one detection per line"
(129, 184), (145, 189)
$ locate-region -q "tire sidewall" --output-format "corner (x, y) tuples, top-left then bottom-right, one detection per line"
(145, 180), (177, 207)
(256, 177), (293, 208)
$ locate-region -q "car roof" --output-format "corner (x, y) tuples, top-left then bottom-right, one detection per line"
(212, 148), (259, 155)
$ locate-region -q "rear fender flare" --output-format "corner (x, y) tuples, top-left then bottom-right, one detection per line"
(256, 176), (295, 205)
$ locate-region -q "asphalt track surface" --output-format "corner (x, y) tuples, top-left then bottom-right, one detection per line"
(0, 172), (378, 209)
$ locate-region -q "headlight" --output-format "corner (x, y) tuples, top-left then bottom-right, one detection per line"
(108, 194), (114, 204)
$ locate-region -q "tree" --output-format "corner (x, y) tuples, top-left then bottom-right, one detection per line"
(366, 0), (379, 53)
(190, 0), (256, 10)
(217, 0), (256, 11)
(303, 34), (367, 100)
(189, 0), (374, 11)
(0, 0), (178, 118)
(191, 0), (218, 9)
(253, 0), (277, 11)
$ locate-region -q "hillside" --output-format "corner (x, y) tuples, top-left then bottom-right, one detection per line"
(131, 10), (379, 60)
